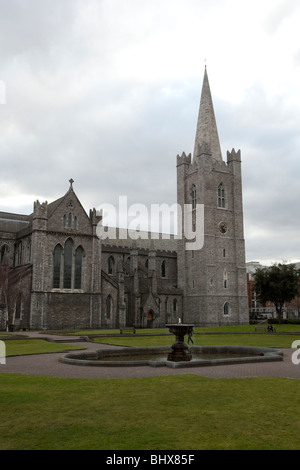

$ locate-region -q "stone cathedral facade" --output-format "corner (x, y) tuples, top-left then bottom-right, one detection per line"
(0, 68), (249, 330)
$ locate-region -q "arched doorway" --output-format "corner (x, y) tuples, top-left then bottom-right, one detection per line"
(147, 311), (154, 328)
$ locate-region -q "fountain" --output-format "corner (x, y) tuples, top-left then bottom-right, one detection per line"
(166, 322), (194, 362)
(59, 318), (283, 368)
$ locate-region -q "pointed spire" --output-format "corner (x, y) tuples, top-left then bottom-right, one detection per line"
(193, 67), (222, 161)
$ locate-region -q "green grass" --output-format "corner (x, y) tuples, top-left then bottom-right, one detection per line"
(72, 324), (300, 335)
(4, 325), (300, 355)
(0, 373), (300, 450)
(1, 326), (300, 450)
(4, 339), (83, 357)
(92, 332), (299, 349)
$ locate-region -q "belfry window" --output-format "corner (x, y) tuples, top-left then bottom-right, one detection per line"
(191, 185), (197, 210)
(218, 183), (225, 208)
(223, 269), (228, 289)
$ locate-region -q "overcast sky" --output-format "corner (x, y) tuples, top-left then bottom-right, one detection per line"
(0, 0), (300, 266)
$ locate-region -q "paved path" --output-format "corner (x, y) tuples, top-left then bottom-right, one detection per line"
(1, 332), (300, 380)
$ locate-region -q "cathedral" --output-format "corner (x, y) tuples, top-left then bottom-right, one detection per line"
(0, 68), (249, 330)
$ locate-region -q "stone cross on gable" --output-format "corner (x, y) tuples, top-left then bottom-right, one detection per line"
(69, 178), (74, 188)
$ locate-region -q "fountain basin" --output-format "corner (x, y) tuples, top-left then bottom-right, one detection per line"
(59, 345), (283, 369)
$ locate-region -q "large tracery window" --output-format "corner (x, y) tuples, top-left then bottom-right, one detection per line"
(53, 239), (84, 289)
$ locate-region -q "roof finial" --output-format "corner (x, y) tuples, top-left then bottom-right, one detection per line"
(69, 178), (74, 189)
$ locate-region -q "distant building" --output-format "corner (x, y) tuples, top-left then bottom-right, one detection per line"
(0, 68), (249, 330)
(246, 261), (300, 320)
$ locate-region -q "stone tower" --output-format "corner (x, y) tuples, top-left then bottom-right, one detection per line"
(177, 67), (248, 326)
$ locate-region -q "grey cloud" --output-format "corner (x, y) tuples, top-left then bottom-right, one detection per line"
(263, 0), (300, 34)
(0, 0), (300, 266)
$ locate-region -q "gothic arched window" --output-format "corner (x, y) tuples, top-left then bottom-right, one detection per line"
(224, 302), (231, 316)
(223, 269), (228, 289)
(68, 213), (72, 228)
(218, 183), (225, 208)
(63, 238), (74, 288)
(1, 244), (8, 263)
(108, 256), (115, 275)
(53, 239), (84, 289)
(106, 295), (113, 319)
(161, 260), (166, 278)
(74, 246), (84, 289)
(53, 244), (63, 288)
(63, 213), (78, 230)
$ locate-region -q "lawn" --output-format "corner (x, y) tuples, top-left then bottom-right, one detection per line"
(92, 331), (300, 349)
(1, 326), (300, 450)
(1, 373), (300, 450)
(3, 327), (300, 355)
(4, 339), (83, 357)
(72, 324), (300, 335)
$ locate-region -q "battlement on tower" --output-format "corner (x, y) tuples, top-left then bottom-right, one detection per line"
(227, 148), (241, 163)
(176, 152), (192, 167)
(33, 200), (48, 219)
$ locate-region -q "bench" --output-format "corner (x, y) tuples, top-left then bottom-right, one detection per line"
(254, 325), (276, 333)
(254, 325), (267, 332)
(119, 327), (136, 334)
